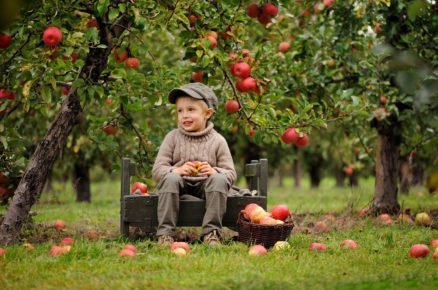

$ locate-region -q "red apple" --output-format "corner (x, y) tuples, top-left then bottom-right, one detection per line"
(60, 237), (74, 246)
(49, 245), (63, 256)
(243, 203), (260, 220)
(119, 248), (136, 257)
(0, 34), (12, 49)
(62, 86), (69, 95)
(43, 27), (62, 47)
(263, 3), (279, 17)
(409, 244), (430, 258)
(314, 221), (329, 233)
(0, 89), (15, 100)
(249, 129), (257, 138)
(271, 204), (290, 221)
(257, 13), (271, 25)
(415, 212), (432, 226)
(343, 166), (353, 176)
(323, 0), (335, 8)
(170, 242), (191, 252)
(125, 57), (139, 69)
(114, 48), (128, 63)
(430, 239), (438, 248)
(225, 100), (240, 113)
(54, 219), (65, 230)
(205, 35), (217, 49)
(377, 214), (393, 225)
(188, 15), (197, 23)
(71, 53), (78, 62)
(207, 31), (218, 39)
(231, 62), (251, 78)
(247, 3), (260, 18)
(103, 124), (118, 136)
(340, 239), (358, 249)
(60, 246), (71, 254)
(192, 71), (204, 82)
(281, 128), (299, 144)
(309, 242), (327, 251)
(0, 248), (5, 255)
(249, 244), (267, 255)
(295, 134), (309, 147)
(433, 248), (438, 260)
(132, 182), (148, 195)
(86, 18), (98, 29)
(124, 244), (137, 253)
(279, 42), (290, 52)
(240, 77), (257, 93)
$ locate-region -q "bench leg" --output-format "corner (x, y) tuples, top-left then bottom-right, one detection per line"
(120, 221), (129, 237)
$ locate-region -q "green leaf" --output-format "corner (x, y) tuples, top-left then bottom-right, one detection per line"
(109, 8), (119, 21)
(40, 86), (52, 104)
(407, 0), (429, 21)
(96, 0), (110, 17)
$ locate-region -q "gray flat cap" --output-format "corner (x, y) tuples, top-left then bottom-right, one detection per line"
(168, 82), (218, 111)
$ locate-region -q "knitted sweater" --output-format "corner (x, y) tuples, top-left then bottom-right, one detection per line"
(152, 122), (237, 185)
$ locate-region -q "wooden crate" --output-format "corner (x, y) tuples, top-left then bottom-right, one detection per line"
(120, 158), (268, 237)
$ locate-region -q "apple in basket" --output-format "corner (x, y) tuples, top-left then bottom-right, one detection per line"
(243, 203), (260, 220)
(271, 204), (290, 221)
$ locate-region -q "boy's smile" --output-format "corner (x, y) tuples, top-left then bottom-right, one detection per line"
(176, 96), (213, 132)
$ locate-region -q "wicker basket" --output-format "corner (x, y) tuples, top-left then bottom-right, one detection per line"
(236, 211), (294, 248)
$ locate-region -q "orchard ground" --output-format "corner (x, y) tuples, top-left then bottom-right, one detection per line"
(0, 175), (437, 289)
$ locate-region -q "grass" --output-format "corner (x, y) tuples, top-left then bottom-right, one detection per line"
(1, 176), (437, 290)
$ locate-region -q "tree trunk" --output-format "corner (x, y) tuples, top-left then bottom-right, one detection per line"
(0, 92), (82, 245)
(73, 156), (91, 203)
(0, 12), (129, 245)
(372, 121), (401, 215)
(335, 170), (345, 187)
(293, 148), (301, 188)
(348, 172), (359, 187)
(308, 154), (324, 188)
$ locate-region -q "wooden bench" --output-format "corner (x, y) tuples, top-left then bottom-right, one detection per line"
(120, 158), (268, 237)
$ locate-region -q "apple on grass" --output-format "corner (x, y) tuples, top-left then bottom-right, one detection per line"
(409, 244), (429, 258)
(273, 241), (290, 251)
(119, 248), (136, 257)
(249, 245), (267, 255)
(314, 221), (329, 233)
(340, 239), (358, 249)
(124, 244), (137, 254)
(415, 212), (431, 226)
(170, 242), (191, 253)
(430, 239), (438, 248)
(0, 248), (5, 256)
(377, 214), (393, 225)
(54, 219), (65, 230)
(433, 248), (438, 260)
(60, 237), (74, 246)
(172, 248), (187, 256)
(309, 242), (327, 252)
(23, 243), (34, 251)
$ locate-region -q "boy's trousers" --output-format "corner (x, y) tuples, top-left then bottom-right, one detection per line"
(156, 172), (229, 237)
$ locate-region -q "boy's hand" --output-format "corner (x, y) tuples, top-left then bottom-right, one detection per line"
(173, 162), (197, 176)
(198, 162), (217, 176)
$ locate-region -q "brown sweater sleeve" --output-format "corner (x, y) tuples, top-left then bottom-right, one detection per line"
(152, 130), (176, 183)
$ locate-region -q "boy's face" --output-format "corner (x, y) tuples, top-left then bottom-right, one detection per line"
(176, 96), (214, 132)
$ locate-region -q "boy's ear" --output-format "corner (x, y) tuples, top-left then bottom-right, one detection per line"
(205, 108), (214, 118)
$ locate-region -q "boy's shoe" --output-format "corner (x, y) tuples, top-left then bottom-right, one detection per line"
(203, 230), (221, 247)
(157, 235), (174, 247)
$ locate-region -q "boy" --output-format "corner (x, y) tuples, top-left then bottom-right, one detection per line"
(152, 82), (236, 247)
